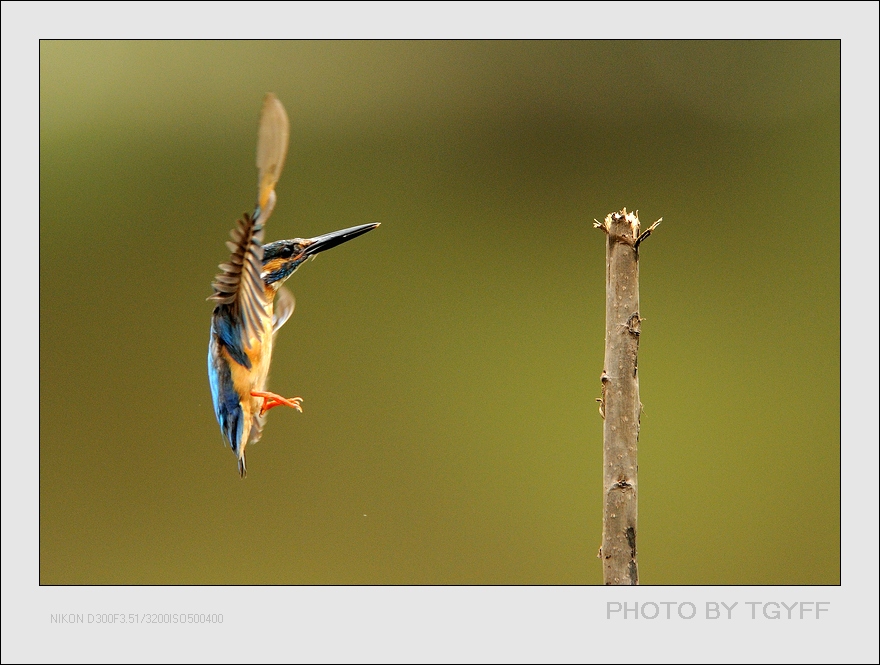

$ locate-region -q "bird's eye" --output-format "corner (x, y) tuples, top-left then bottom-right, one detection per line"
(280, 246), (294, 259)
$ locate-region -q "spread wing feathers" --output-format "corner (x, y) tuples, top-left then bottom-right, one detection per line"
(273, 286), (295, 334)
(208, 212), (267, 348)
(257, 93), (290, 210)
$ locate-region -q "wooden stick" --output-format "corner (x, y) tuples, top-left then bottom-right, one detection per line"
(594, 209), (660, 585)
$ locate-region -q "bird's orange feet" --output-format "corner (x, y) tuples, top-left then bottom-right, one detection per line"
(251, 391), (304, 416)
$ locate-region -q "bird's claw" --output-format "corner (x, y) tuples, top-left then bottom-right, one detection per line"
(251, 391), (304, 416)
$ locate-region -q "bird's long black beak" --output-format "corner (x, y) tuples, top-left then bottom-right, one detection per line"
(303, 223), (380, 257)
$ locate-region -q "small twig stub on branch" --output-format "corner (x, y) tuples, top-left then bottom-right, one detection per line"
(595, 208), (659, 585)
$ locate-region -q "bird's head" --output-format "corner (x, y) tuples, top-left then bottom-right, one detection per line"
(261, 222), (380, 287)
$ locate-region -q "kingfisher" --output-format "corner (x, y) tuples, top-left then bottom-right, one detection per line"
(208, 93), (379, 477)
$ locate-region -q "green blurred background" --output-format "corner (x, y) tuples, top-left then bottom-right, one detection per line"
(40, 41), (839, 585)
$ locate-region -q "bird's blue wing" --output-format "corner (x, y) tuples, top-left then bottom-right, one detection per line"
(207, 212), (267, 352)
(211, 305), (251, 369)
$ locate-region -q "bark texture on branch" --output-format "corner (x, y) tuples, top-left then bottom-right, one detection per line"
(594, 208), (659, 585)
